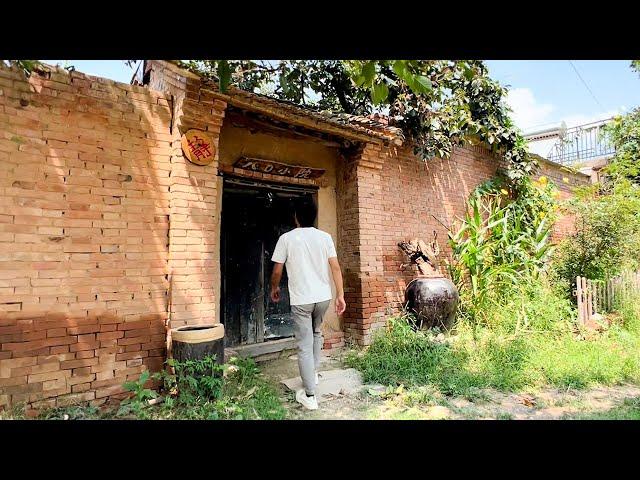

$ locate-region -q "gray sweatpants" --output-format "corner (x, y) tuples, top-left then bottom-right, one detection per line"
(291, 300), (330, 396)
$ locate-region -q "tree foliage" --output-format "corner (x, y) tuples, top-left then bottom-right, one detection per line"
(1, 60), (43, 77)
(552, 181), (640, 293)
(177, 60), (535, 187)
(602, 107), (640, 183)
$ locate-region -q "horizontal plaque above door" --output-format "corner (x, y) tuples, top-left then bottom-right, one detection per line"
(233, 157), (326, 179)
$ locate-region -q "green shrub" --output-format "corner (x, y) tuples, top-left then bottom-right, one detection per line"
(155, 355), (224, 406)
(347, 291), (640, 397)
(551, 181), (640, 295)
(551, 103), (640, 297)
(24, 356), (287, 421)
(116, 370), (158, 418)
(154, 356), (286, 420)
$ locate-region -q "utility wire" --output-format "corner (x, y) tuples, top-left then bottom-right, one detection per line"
(568, 60), (606, 111)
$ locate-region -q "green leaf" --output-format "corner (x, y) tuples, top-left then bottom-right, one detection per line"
(279, 73), (289, 94)
(463, 67), (475, 81)
(414, 75), (432, 92)
(217, 60), (231, 92)
(123, 381), (137, 392)
(361, 61), (376, 85)
(139, 370), (150, 385)
(392, 60), (409, 81)
(405, 74), (433, 95)
(371, 82), (389, 105)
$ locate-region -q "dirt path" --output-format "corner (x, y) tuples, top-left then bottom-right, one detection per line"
(261, 353), (640, 420)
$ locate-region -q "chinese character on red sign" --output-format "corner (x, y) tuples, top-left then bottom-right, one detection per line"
(187, 136), (212, 161)
(181, 129), (216, 166)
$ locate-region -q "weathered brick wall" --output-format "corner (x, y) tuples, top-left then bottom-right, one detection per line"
(377, 145), (499, 323)
(336, 144), (388, 345)
(0, 64), (173, 409)
(145, 60), (227, 328)
(537, 158), (587, 241)
(340, 144), (591, 345)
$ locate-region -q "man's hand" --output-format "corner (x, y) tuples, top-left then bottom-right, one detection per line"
(328, 257), (346, 316)
(270, 286), (281, 303)
(335, 295), (346, 315)
(270, 263), (284, 303)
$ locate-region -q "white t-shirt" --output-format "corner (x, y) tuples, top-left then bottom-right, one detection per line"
(271, 227), (337, 306)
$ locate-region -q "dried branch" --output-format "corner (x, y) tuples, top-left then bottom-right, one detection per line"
(398, 231), (442, 276)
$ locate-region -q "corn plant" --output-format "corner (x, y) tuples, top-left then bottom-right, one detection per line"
(447, 176), (558, 324)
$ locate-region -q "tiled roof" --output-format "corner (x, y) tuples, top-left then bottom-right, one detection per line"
(166, 61), (404, 145)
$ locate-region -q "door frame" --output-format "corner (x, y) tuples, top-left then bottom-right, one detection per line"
(219, 174), (319, 348)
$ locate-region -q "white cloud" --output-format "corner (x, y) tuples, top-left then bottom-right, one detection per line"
(560, 108), (626, 128)
(506, 87), (627, 133)
(505, 88), (555, 132)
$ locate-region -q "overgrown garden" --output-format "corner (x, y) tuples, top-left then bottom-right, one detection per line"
(348, 64), (640, 402)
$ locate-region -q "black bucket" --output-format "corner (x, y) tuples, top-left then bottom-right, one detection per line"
(170, 324), (225, 367)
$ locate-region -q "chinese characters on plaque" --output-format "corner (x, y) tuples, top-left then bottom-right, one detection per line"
(233, 157), (325, 179)
(181, 129), (216, 166)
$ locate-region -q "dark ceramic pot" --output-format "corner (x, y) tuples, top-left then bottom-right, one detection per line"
(404, 277), (459, 331)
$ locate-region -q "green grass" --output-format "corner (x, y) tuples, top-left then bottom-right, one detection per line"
(0, 405), (26, 420)
(2, 357), (286, 421)
(496, 413), (514, 420)
(564, 397), (640, 420)
(346, 292), (640, 399)
(152, 358), (286, 420)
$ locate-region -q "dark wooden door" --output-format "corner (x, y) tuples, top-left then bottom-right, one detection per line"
(221, 189), (265, 347)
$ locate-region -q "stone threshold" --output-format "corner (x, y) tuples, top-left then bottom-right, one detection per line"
(225, 337), (297, 363)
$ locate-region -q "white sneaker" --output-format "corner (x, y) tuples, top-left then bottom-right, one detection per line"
(295, 389), (318, 410)
(315, 372), (319, 385)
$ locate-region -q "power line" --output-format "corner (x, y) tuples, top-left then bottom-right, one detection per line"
(568, 60), (606, 111)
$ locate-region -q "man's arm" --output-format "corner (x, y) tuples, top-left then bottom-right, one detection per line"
(328, 257), (346, 315)
(270, 262), (284, 302)
(270, 234), (287, 303)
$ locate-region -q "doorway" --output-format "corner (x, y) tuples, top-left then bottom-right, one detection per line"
(220, 176), (318, 348)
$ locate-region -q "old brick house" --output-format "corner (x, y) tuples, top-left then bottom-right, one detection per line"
(0, 60), (590, 409)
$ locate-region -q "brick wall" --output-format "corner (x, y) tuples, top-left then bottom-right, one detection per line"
(145, 60), (227, 328)
(537, 157), (587, 240)
(339, 144), (591, 345)
(336, 144), (388, 345)
(0, 63), (173, 409)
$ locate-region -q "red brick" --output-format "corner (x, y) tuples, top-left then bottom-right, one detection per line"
(94, 383), (126, 399)
(66, 324), (100, 335)
(60, 357), (98, 369)
(97, 331), (124, 341)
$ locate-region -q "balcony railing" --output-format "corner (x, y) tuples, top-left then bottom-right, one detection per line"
(545, 119), (616, 166)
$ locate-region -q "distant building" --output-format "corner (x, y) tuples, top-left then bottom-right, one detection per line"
(524, 118), (616, 183)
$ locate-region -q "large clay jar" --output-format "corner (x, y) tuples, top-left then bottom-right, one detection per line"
(404, 276), (459, 331)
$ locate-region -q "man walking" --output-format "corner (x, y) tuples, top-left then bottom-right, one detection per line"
(270, 198), (346, 410)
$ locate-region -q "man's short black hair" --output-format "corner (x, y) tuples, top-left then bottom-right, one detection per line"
(294, 198), (317, 227)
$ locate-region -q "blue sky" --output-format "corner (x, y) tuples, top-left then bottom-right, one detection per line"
(44, 59), (639, 136)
